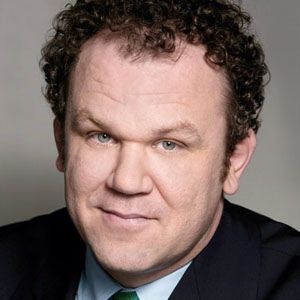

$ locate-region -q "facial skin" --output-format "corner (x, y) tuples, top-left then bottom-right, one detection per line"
(54, 37), (256, 287)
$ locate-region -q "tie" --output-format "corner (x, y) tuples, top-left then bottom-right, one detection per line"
(111, 290), (140, 300)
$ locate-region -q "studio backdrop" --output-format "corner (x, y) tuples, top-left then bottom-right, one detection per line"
(0, 0), (299, 229)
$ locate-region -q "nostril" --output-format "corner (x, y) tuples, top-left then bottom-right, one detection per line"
(106, 169), (153, 196)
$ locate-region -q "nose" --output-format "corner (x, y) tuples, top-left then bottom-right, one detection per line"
(106, 144), (153, 195)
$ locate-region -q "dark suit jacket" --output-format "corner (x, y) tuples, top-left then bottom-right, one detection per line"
(0, 200), (299, 300)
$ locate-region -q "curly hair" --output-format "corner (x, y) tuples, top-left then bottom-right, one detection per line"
(40, 0), (269, 165)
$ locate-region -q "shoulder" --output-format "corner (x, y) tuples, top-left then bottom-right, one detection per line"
(225, 200), (300, 298)
(225, 200), (300, 256)
(0, 209), (83, 299)
(0, 208), (70, 237)
(0, 208), (73, 258)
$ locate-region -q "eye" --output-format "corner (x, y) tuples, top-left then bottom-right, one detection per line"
(95, 133), (112, 143)
(160, 140), (177, 151)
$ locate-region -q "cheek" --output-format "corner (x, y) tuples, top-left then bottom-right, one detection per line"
(150, 151), (223, 210)
(65, 144), (115, 197)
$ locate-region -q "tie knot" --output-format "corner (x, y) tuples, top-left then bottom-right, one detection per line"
(111, 290), (139, 300)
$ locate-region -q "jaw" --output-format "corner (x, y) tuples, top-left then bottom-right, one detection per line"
(80, 198), (224, 287)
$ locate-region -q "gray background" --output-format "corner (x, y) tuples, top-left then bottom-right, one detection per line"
(0, 1), (299, 229)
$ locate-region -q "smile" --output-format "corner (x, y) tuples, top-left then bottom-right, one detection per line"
(103, 209), (150, 220)
(99, 208), (154, 230)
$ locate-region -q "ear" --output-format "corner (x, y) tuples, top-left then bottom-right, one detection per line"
(53, 118), (65, 172)
(223, 129), (256, 195)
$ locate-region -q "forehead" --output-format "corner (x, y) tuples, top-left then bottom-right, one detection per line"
(67, 36), (228, 131)
(72, 36), (227, 93)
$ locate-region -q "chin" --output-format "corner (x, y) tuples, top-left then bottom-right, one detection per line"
(92, 241), (154, 270)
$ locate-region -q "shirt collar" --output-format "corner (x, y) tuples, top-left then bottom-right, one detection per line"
(135, 262), (190, 300)
(78, 247), (191, 300)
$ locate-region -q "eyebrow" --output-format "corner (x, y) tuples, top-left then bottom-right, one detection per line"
(72, 109), (201, 141)
(151, 121), (201, 139)
(71, 110), (111, 132)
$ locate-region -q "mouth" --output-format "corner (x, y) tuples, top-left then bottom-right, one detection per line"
(102, 209), (150, 220)
(99, 208), (154, 230)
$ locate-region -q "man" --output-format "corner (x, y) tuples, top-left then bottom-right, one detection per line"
(0, 0), (299, 299)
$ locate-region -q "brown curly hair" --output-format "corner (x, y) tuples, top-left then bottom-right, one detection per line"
(40, 0), (269, 166)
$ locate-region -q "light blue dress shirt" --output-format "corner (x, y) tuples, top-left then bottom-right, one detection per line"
(76, 247), (191, 300)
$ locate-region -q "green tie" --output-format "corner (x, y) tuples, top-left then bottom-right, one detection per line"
(111, 290), (140, 300)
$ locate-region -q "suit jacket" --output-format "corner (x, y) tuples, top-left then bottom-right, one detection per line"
(0, 200), (299, 300)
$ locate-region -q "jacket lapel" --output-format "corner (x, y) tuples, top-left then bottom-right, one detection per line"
(33, 212), (86, 300)
(170, 200), (261, 300)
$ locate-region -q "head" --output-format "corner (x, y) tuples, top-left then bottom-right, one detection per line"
(41, 0), (269, 287)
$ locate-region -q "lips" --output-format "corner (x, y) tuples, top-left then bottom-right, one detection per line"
(100, 208), (152, 220)
(99, 208), (154, 231)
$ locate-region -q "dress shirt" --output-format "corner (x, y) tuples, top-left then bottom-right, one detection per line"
(76, 247), (191, 300)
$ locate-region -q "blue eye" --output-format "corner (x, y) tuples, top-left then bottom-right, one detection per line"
(161, 141), (177, 151)
(96, 133), (112, 143)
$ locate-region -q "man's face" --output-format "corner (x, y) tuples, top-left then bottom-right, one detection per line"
(56, 38), (230, 286)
